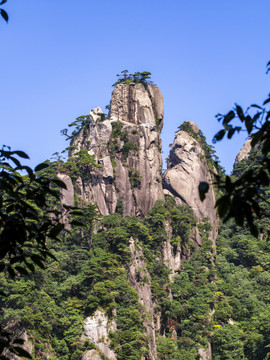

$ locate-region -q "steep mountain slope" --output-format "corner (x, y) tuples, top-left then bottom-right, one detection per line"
(1, 78), (224, 360)
(163, 121), (218, 247)
(69, 82), (164, 217)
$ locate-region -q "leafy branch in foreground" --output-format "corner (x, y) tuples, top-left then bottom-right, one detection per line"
(0, 146), (85, 359)
(0, 0), (8, 23)
(199, 64), (270, 237)
(0, 147), (67, 277)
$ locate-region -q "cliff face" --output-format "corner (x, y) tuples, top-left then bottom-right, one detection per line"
(234, 138), (252, 167)
(71, 82), (164, 217)
(163, 121), (218, 246)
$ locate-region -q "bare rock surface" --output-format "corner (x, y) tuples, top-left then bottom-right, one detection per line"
(162, 222), (182, 279)
(82, 309), (117, 360)
(82, 349), (102, 360)
(70, 83), (164, 216)
(163, 121), (217, 246)
(198, 344), (212, 360)
(1, 327), (35, 360)
(129, 239), (157, 359)
(57, 173), (74, 207)
(234, 138), (252, 167)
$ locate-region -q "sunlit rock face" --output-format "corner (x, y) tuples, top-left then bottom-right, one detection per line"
(234, 138), (252, 167)
(82, 309), (117, 360)
(128, 239), (157, 359)
(70, 83), (164, 217)
(163, 121), (218, 246)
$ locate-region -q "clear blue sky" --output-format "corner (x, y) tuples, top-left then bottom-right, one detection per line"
(1, 0), (269, 173)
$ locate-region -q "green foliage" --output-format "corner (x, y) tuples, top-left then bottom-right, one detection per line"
(122, 141), (139, 160)
(113, 70), (152, 87)
(200, 61), (270, 236)
(61, 115), (91, 143)
(2, 100), (269, 360)
(0, 147), (67, 277)
(178, 121), (223, 173)
(128, 168), (142, 189)
(213, 215), (270, 359)
(109, 122), (139, 160)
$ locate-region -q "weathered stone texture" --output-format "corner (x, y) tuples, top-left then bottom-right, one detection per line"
(163, 121), (217, 246)
(70, 83), (164, 217)
(234, 138), (252, 167)
(128, 239), (157, 359)
(82, 310), (117, 360)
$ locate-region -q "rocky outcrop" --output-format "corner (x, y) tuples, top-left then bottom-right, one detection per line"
(234, 138), (252, 167)
(163, 121), (217, 246)
(82, 310), (117, 360)
(1, 328), (34, 360)
(109, 82), (164, 127)
(58, 173), (74, 208)
(198, 344), (212, 360)
(82, 349), (102, 360)
(128, 239), (157, 359)
(71, 83), (164, 217)
(162, 221), (185, 279)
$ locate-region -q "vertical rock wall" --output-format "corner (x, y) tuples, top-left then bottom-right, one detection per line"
(163, 121), (218, 246)
(129, 239), (157, 359)
(71, 83), (164, 217)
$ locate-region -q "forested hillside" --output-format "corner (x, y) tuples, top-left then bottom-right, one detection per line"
(0, 77), (269, 360)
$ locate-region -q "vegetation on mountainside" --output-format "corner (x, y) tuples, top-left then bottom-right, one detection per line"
(1, 123), (270, 359)
(0, 186), (214, 359)
(178, 121), (223, 173)
(0, 147), (85, 359)
(1, 62), (270, 359)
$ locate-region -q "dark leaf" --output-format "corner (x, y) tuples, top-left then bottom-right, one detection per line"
(7, 266), (15, 278)
(227, 128), (235, 139)
(250, 223), (259, 238)
(31, 256), (45, 269)
(235, 105), (245, 121)
(12, 339), (25, 345)
(223, 110), (235, 125)
(215, 195), (231, 218)
(70, 220), (85, 226)
(213, 129), (225, 143)
(252, 112), (262, 123)
(51, 179), (67, 189)
(0, 9), (8, 22)
(34, 163), (49, 172)
(198, 182), (209, 201)
(263, 97), (270, 106)
(245, 116), (254, 134)
(48, 223), (64, 238)
(251, 131), (262, 148)
(40, 250), (57, 261)
(13, 150), (29, 159)
(250, 104), (263, 110)
(12, 347), (32, 358)
(262, 138), (270, 155)
(235, 126), (242, 133)
(9, 156), (22, 168)
(25, 262), (35, 273)
(15, 266), (29, 276)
